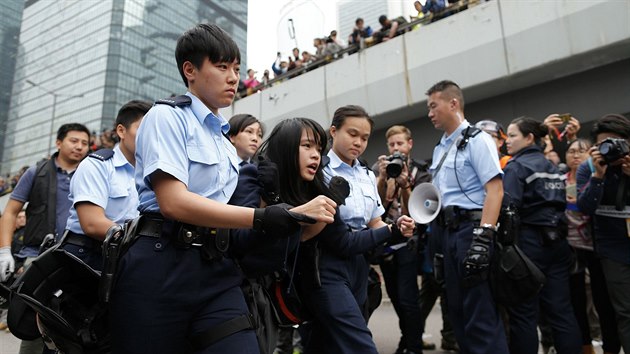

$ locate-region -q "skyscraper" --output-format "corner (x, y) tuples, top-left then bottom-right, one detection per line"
(0, 1), (24, 170)
(1, 0), (248, 174)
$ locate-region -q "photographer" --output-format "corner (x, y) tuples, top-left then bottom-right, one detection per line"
(577, 113), (630, 352)
(374, 125), (434, 353)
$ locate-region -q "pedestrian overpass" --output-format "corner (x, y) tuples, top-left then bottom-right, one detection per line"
(223, 0), (630, 161)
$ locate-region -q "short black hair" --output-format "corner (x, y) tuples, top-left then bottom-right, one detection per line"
(378, 15), (388, 25)
(175, 24), (241, 87)
(57, 123), (90, 141)
(425, 80), (465, 111)
(331, 105), (373, 132)
(590, 114), (630, 142)
(355, 17), (364, 25)
(115, 100), (152, 128)
(228, 114), (264, 137)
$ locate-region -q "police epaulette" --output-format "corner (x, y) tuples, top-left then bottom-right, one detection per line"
(155, 95), (192, 107)
(457, 126), (482, 150)
(89, 148), (114, 161)
(321, 155), (330, 167)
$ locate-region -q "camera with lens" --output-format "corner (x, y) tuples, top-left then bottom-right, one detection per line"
(386, 152), (407, 178)
(598, 138), (630, 165)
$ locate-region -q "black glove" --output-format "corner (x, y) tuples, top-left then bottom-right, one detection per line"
(462, 226), (494, 288)
(253, 203), (316, 237)
(257, 156), (280, 205)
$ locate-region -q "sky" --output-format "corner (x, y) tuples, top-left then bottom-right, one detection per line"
(246, 0), (339, 75)
(246, 0), (418, 77)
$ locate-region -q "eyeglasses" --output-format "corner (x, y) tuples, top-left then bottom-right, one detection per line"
(567, 149), (587, 155)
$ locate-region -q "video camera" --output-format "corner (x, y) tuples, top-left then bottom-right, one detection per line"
(598, 138), (630, 165)
(386, 152), (406, 178)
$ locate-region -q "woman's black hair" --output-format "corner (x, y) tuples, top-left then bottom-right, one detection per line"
(567, 138), (592, 152)
(510, 116), (548, 147)
(227, 114), (264, 137)
(258, 118), (331, 206)
(330, 105), (373, 131)
(590, 113), (630, 143)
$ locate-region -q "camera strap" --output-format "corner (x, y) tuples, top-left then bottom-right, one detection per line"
(616, 175), (629, 211)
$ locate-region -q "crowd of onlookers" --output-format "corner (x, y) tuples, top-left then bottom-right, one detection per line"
(238, 0), (487, 98)
(0, 129), (119, 196)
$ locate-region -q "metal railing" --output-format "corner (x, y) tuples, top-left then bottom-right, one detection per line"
(236, 0), (479, 101)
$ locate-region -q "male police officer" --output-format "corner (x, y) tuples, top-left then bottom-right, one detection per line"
(0, 123), (90, 354)
(109, 24), (335, 354)
(426, 80), (507, 353)
(63, 100), (151, 270)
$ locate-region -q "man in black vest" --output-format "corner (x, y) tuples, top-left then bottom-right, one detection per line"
(0, 122), (89, 354)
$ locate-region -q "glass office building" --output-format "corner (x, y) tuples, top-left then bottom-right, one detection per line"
(1, 0), (247, 174)
(0, 1), (24, 171)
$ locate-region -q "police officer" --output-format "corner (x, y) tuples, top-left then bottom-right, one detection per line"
(426, 80), (508, 353)
(63, 100), (151, 270)
(323, 104), (387, 315)
(227, 113), (264, 165)
(502, 117), (581, 354)
(109, 24), (336, 354)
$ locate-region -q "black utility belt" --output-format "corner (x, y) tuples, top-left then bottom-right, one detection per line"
(436, 206), (483, 229)
(137, 214), (229, 261)
(64, 230), (102, 251)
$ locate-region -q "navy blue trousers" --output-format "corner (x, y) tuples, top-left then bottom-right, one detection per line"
(436, 220), (508, 354)
(509, 227), (581, 354)
(62, 243), (102, 271)
(301, 254), (378, 354)
(110, 236), (258, 354)
(380, 246), (424, 352)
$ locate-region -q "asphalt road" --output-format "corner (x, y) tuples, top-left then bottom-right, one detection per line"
(0, 293), (612, 354)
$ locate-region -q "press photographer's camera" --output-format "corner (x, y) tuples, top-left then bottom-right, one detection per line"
(598, 138), (630, 165)
(386, 152), (406, 178)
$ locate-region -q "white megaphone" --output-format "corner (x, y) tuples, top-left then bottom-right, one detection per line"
(408, 182), (441, 224)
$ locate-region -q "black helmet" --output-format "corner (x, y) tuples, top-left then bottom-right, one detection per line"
(11, 245), (110, 354)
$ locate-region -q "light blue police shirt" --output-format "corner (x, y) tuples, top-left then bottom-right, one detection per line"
(429, 120), (502, 210)
(66, 144), (139, 234)
(323, 150), (385, 231)
(136, 92), (239, 213)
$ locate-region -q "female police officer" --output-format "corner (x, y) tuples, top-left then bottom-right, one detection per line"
(323, 105), (425, 354)
(503, 117), (581, 354)
(109, 24), (336, 354)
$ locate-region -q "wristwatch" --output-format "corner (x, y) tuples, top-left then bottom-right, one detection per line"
(480, 223), (498, 232)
